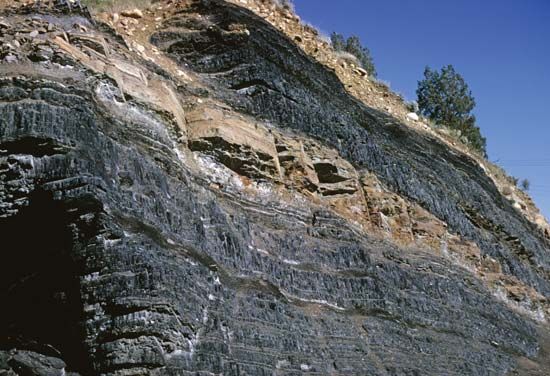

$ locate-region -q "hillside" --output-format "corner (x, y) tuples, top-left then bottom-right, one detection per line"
(0, 1), (549, 375)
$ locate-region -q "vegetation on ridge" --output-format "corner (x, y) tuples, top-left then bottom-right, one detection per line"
(521, 178), (531, 191)
(417, 65), (487, 156)
(327, 31), (486, 157)
(85, 0), (487, 159)
(330, 32), (377, 77)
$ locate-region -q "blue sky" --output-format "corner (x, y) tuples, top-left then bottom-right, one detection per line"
(293, 0), (550, 219)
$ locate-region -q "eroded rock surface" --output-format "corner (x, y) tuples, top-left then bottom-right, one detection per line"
(0, 1), (549, 375)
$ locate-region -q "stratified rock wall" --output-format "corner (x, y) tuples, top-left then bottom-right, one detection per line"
(152, 0), (550, 296)
(0, 1), (548, 375)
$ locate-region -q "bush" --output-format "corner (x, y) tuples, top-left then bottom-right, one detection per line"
(417, 65), (487, 156)
(520, 179), (530, 191)
(333, 50), (360, 65)
(273, 0), (294, 11)
(330, 33), (376, 77)
(460, 125), (487, 156)
(406, 101), (419, 113)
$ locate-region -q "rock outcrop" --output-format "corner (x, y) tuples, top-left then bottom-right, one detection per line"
(0, 1), (549, 375)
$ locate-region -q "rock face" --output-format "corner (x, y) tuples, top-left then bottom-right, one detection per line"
(0, 1), (549, 375)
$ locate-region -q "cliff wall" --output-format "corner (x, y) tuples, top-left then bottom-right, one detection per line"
(0, 1), (549, 375)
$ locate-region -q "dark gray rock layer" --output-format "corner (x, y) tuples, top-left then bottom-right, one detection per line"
(0, 1), (549, 375)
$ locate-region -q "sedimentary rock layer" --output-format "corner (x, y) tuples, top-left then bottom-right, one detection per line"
(0, 1), (548, 375)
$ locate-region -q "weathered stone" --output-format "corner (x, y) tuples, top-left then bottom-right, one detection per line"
(3, 54), (17, 63)
(121, 9), (143, 19)
(407, 112), (419, 121)
(0, 2), (548, 376)
(354, 67), (368, 76)
(8, 351), (66, 376)
(187, 105), (281, 180)
(275, 136), (319, 191)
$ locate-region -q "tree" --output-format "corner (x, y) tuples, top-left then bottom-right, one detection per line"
(520, 179), (530, 191)
(330, 33), (376, 77)
(460, 124), (486, 157)
(330, 32), (346, 52)
(417, 65), (486, 156)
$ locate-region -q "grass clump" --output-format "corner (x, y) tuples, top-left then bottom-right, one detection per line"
(82, 0), (151, 13)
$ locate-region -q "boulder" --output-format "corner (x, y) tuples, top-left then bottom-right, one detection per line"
(407, 112), (419, 121)
(187, 106), (281, 180)
(121, 8), (143, 19)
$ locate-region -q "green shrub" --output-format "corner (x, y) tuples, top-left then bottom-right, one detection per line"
(405, 101), (419, 113)
(417, 65), (487, 156)
(330, 32), (376, 77)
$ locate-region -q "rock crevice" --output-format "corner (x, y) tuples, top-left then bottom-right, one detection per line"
(0, 1), (548, 375)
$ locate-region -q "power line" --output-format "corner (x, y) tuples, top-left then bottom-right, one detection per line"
(498, 159), (550, 162)
(500, 164), (550, 166)
(492, 158), (550, 166)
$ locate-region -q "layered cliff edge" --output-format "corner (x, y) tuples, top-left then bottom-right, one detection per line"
(0, 1), (549, 375)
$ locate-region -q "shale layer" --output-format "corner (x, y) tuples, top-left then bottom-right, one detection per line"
(0, 1), (549, 375)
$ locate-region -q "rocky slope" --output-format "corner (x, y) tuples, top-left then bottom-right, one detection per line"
(226, 0), (550, 237)
(0, 1), (549, 375)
